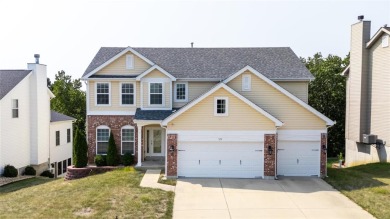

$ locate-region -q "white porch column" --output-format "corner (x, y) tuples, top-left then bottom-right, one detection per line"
(136, 124), (143, 167)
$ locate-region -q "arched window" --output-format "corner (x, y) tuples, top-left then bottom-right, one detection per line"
(96, 125), (110, 155)
(121, 125), (135, 155)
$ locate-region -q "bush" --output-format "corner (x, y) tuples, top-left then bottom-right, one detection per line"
(122, 153), (134, 166)
(24, 166), (36, 176)
(3, 165), (18, 177)
(106, 131), (119, 166)
(95, 155), (107, 167)
(73, 127), (88, 168)
(40, 170), (54, 178)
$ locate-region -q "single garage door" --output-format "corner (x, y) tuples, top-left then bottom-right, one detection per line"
(277, 141), (320, 176)
(178, 142), (264, 178)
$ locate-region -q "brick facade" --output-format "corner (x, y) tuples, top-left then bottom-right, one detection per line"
(264, 134), (276, 177)
(321, 133), (327, 178)
(87, 115), (138, 164)
(166, 134), (177, 178)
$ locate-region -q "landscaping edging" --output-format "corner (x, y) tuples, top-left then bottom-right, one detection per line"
(65, 166), (118, 180)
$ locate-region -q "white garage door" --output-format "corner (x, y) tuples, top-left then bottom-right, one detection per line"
(277, 141), (320, 176)
(178, 142), (264, 178)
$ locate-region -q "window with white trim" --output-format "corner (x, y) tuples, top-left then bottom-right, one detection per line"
(242, 75), (251, 91)
(214, 97), (228, 116)
(121, 126), (135, 155)
(67, 129), (71, 143)
(382, 35), (389, 48)
(56, 131), (60, 146)
(96, 83), (110, 105)
(96, 127), (110, 154)
(175, 83), (188, 102)
(12, 99), (18, 118)
(149, 83), (163, 105)
(121, 83), (134, 105)
(126, 55), (134, 69)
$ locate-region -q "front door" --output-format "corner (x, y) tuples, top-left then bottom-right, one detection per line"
(146, 128), (165, 156)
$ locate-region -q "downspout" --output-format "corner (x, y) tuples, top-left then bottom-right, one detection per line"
(274, 126), (279, 180)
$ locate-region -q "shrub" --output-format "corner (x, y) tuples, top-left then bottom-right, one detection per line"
(73, 127), (88, 168)
(3, 165), (18, 177)
(24, 166), (36, 176)
(40, 170), (54, 178)
(95, 155), (107, 167)
(122, 153), (134, 166)
(106, 131), (119, 166)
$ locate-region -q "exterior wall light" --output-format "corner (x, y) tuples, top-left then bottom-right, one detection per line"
(268, 145), (273, 155)
(169, 145), (175, 152)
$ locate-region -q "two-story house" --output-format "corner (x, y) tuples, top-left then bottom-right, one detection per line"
(0, 55), (75, 177)
(343, 18), (390, 166)
(82, 47), (335, 179)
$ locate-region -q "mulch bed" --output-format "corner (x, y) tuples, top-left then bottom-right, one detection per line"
(0, 176), (35, 187)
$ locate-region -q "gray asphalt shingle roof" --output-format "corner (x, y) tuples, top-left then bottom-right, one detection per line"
(134, 108), (178, 120)
(51, 110), (75, 122)
(0, 70), (32, 100)
(83, 47), (313, 80)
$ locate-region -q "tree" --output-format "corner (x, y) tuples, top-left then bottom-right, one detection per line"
(106, 131), (118, 166)
(301, 53), (349, 157)
(50, 70), (86, 133)
(73, 127), (88, 168)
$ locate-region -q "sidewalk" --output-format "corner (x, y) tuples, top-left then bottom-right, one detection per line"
(140, 169), (175, 192)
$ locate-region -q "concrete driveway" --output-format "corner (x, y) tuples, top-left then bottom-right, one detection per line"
(173, 177), (374, 219)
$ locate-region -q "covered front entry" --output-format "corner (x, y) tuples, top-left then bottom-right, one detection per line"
(145, 127), (165, 156)
(176, 131), (265, 178)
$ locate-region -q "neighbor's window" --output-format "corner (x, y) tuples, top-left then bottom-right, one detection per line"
(67, 128), (71, 143)
(214, 97), (228, 116)
(149, 83), (163, 105)
(242, 75), (251, 91)
(12, 99), (18, 118)
(126, 55), (134, 69)
(382, 35), (389, 48)
(56, 131), (60, 146)
(121, 83), (134, 105)
(96, 127), (110, 154)
(121, 126), (135, 155)
(175, 83), (187, 102)
(96, 83), (110, 105)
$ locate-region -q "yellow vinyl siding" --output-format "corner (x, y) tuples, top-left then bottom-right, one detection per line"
(88, 80), (139, 112)
(143, 69), (170, 78)
(227, 71), (326, 130)
(368, 33), (390, 141)
(275, 81), (308, 103)
(142, 81), (172, 109)
(96, 51), (151, 75)
(173, 82), (217, 108)
(167, 88), (276, 131)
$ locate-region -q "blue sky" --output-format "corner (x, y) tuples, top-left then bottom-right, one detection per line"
(0, 0), (389, 83)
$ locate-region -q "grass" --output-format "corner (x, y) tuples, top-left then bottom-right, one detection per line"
(158, 173), (177, 186)
(325, 158), (390, 219)
(0, 167), (174, 219)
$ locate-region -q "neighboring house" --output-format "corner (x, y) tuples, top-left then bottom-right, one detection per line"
(0, 55), (75, 176)
(344, 18), (390, 166)
(82, 47), (334, 179)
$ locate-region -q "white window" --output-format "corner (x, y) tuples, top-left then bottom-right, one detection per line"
(242, 75), (251, 91)
(12, 99), (18, 118)
(121, 83), (135, 105)
(96, 83), (110, 105)
(56, 131), (60, 146)
(67, 129), (71, 143)
(126, 55), (134, 69)
(382, 35), (389, 48)
(174, 82), (188, 102)
(149, 82), (163, 105)
(96, 126), (110, 154)
(121, 126), (135, 155)
(214, 97), (228, 116)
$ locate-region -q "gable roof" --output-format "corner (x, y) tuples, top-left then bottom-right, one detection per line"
(224, 66), (335, 126)
(0, 70), (32, 100)
(83, 47), (313, 80)
(162, 83), (283, 127)
(50, 110), (75, 122)
(136, 65), (176, 81)
(366, 27), (390, 48)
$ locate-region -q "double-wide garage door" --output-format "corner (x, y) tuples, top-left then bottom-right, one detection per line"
(177, 132), (264, 178)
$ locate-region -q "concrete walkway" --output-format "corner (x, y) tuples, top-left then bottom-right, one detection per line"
(139, 169), (175, 192)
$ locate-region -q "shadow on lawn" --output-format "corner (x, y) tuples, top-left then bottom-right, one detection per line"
(0, 177), (55, 194)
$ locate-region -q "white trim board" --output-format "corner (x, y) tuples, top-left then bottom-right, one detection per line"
(168, 130), (276, 142)
(87, 111), (136, 116)
(136, 65), (176, 81)
(223, 66), (335, 126)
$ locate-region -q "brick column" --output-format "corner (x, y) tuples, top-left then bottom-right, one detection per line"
(321, 133), (327, 178)
(264, 134), (276, 179)
(167, 134), (178, 178)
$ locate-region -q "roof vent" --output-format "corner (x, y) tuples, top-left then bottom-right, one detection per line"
(34, 54), (40, 64)
(358, 15), (364, 21)
(191, 42), (194, 48)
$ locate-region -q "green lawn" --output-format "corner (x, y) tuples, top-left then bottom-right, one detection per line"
(325, 159), (390, 219)
(0, 167), (174, 219)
